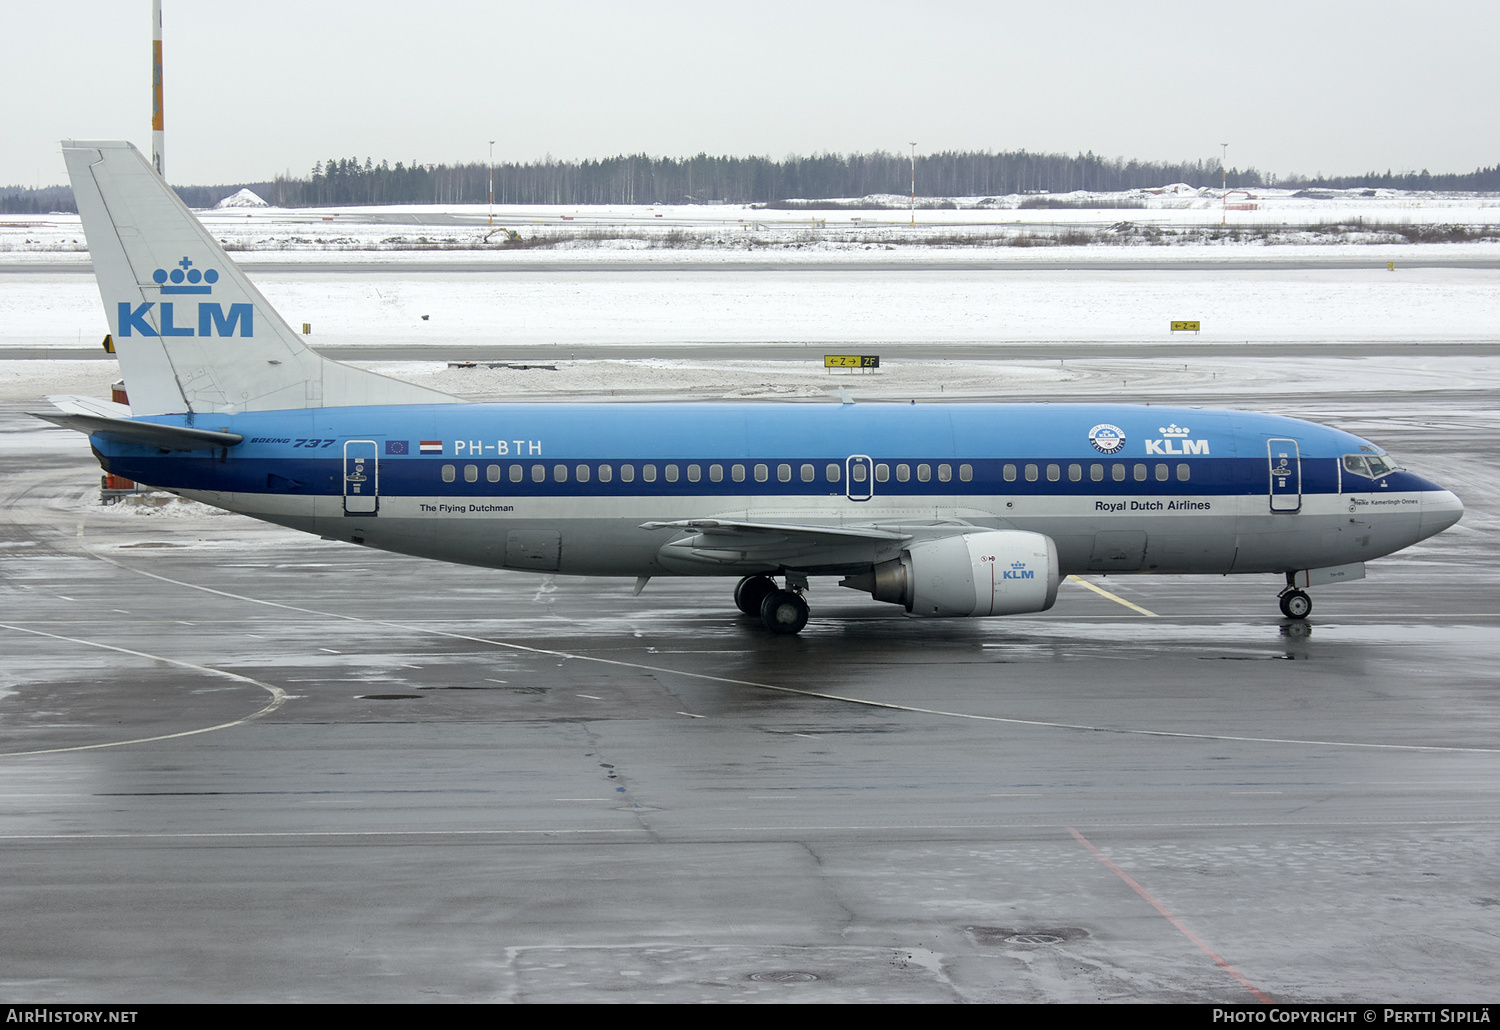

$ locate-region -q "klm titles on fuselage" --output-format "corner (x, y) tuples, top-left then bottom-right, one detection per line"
(1144, 424), (1209, 456)
(116, 257), (253, 338)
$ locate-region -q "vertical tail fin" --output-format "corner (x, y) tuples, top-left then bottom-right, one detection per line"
(62, 140), (457, 416)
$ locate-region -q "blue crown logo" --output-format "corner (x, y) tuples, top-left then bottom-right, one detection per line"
(153, 256), (219, 295)
(1159, 423), (1191, 437)
(1011, 561), (1027, 569)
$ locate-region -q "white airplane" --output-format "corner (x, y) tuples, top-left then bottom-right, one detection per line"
(41, 140), (1464, 634)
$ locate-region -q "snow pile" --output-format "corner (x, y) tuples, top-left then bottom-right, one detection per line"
(215, 188), (268, 209)
(1151, 183), (1203, 197)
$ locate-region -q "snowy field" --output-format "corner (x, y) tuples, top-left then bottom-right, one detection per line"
(4, 183), (1500, 261)
(6, 351), (1500, 410)
(3, 193), (1497, 406)
(4, 262), (1499, 352)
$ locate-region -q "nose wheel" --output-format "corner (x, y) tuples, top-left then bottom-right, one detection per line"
(1278, 588), (1312, 620)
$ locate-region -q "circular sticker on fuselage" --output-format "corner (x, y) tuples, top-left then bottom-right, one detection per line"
(1088, 423), (1126, 453)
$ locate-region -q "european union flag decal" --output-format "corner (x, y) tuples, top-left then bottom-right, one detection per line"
(385, 440), (409, 455)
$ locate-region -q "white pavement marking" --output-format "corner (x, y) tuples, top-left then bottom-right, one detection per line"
(53, 547), (1500, 757)
(0, 621), (288, 757)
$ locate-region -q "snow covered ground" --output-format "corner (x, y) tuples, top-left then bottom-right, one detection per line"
(5, 263), (1497, 352)
(4, 184), (1500, 260)
(6, 352), (1498, 410)
(2, 192), (1496, 407)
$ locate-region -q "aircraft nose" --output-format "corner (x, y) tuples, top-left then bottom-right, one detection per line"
(1420, 489), (1464, 539)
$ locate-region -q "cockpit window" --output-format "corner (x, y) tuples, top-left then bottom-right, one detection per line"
(1343, 453), (1401, 479)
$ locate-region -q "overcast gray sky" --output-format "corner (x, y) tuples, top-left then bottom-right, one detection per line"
(5, 1), (1496, 188)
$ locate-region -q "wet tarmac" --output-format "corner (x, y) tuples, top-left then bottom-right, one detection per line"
(1, 386), (1497, 1003)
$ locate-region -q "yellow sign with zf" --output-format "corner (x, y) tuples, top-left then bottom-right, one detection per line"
(824, 355), (880, 368)
(1170, 321), (1201, 332)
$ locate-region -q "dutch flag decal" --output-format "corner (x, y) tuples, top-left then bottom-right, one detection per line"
(419, 440), (443, 454)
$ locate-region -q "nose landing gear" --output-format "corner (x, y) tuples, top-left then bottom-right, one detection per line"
(1278, 587), (1312, 619)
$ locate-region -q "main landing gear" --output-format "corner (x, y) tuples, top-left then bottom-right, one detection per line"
(735, 575), (810, 635)
(1278, 587), (1312, 620)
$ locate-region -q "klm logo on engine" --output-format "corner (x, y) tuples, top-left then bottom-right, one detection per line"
(116, 257), (253, 338)
(1144, 423), (1209, 456)
(1003, 561), (1035, 580)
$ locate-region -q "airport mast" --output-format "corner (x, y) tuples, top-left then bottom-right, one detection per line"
(152, 0), (165, 180)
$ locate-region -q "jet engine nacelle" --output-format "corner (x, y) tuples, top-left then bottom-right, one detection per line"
(843, 530), (1061, 617)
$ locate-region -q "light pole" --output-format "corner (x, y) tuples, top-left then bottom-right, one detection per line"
(1221, 142), (1229, 226)
(488, 140), (496, 227)
(152, 0), (165, 180)
(909, 142), (917, 227)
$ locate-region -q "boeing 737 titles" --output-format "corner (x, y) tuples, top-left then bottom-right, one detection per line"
(39, 141), (1464, 634)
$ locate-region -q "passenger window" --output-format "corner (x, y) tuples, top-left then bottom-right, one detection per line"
(777, 464), (791, 483)
(801, 464), (814, 482)
(1069, 464), (1082, 482)
(896, 464), (910, 483)
(1046, 464), (1060, 482)
(686, 464), (700, 483)
(486, 464), (501, 483)
(1091, 464), (1104, 482)
(917, 464), (931, 483)
(732, 464), (745, 482)
(462, 464), (477, 483)
(531, 464), (545, 483)
(1003, 464), (1016, 482)
(1176, 464), (1190, 481)
(643, 464), (656, 483)
(754, 464), (768, 482)
(553, 464), (567, 482)
(1024, 464), (1038, 482)
(665, 464), (679, 483)
(853, 464), (868, 483)
(1111, 464), (1126, 482)
(598, 464), (612, 483)
(621, 464), (635, 483)
(575, 464), (590, 483)
(959, 464), (972, 482)
(1155, 464), (1168, 482)
(441, 464), (456, 483)
(876, 463), (890, 483)
(509, 464), (522, 483)
(710, 464), (723, 483)
(938, 464), (951, 482)
(1133, 464), (1147, 482)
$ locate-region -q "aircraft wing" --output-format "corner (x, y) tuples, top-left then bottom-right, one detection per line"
(641, 518), (912, 573)
(34, 396), (242, 450)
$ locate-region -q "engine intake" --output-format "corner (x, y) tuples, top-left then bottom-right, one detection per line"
(841, 530), (1060, 617)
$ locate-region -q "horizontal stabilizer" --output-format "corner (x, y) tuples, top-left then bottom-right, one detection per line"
(33, 410), (242, 450)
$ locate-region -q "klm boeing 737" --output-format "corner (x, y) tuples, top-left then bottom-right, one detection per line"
(41, 140), (1464, 634)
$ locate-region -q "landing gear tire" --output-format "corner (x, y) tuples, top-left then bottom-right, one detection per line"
(734, 575), (777, 616)
(760, 589), (809, 635)
(1279, 589), (1312, 620)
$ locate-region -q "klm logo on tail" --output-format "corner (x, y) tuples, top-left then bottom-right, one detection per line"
(118, 257), (253, 338)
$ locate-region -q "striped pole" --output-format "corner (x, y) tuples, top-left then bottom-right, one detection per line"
(152, 0), (165, 180)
